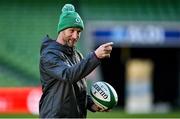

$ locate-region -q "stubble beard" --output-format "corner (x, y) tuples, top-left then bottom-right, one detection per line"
(65, 39), (76, 47)
(62, 32), (77, 47)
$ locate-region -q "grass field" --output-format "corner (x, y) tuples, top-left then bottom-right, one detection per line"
(87, 108), (180, 118)
(0, 108), (180, 118)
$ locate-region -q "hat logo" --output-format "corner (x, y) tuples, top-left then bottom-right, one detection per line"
(75, 18), (80, 23)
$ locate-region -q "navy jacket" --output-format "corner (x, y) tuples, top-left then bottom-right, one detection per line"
(39, 36), (101, 118)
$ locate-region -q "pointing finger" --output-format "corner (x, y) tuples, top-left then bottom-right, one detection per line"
(102, 42), (114, 47)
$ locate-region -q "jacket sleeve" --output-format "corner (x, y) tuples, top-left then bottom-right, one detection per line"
(87, 95), (96, 112)
(40, 50), (101, 83)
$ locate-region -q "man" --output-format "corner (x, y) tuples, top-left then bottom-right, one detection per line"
(39, 4), (113, 118)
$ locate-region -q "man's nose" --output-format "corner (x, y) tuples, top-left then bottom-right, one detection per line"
(72, 32), (79, 39)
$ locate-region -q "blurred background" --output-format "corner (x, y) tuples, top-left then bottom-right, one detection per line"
(0, 0), (180, 118)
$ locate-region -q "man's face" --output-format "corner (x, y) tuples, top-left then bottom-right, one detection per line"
(62, 28), (82, 47)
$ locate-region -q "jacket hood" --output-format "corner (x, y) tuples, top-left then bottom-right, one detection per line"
(40, 35), (75, 55)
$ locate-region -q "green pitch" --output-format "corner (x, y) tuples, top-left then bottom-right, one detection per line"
(87, 108), (180, 118)
(0, 108), (180, 118)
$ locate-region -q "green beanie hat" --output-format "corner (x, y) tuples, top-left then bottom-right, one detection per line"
(57, 4), (84, 33)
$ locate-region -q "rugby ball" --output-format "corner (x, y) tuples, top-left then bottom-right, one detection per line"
(90, 81), (118, 110)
